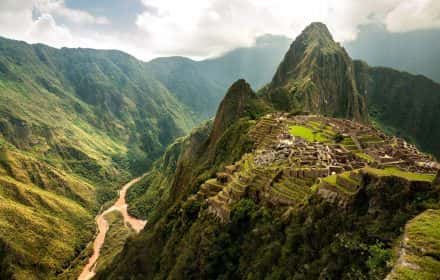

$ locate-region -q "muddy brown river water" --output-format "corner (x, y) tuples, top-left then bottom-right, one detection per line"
(78, 176), (147, 280)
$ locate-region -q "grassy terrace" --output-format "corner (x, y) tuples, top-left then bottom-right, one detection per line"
(363, 167), (436, 182)
(317, 166), (435, 196)
(289, 125), (329, 142)
(320, 172), (358, 195)
(355, 152), (374, 163)
(391, 209), (440, 280)
(271, 175), (312, 203)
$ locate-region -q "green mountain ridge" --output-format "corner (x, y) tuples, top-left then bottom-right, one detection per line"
(265, 22), (368, 122)
(146, 34), (291, 119)
(0, 20), (440, 279)
(345, 24), (440, 83)
(0, 36), (197, 278)
(98, 22), (440, 280)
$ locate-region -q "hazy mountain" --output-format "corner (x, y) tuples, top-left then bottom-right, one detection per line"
(100, 23), (440, 280)
(146, 34), (291, 119)
(1, 20), (440, 279)
(345, 24), (440, 83)
(198, 34), (292, 89)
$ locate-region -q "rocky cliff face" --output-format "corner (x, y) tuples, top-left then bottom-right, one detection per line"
(353, 60), (440, 159)
(265, 22), (368, 122)
(97, 22), (440, 280)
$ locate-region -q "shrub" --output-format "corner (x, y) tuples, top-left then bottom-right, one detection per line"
(366, 242), (392, 278)
(334, 133), (344, 143)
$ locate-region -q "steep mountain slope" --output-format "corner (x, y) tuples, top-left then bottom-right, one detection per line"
(146, 35), (291, 119)
(99, 23), (440, 279)
(100, 88), (440, 279)
(198, 34), (292, 90)
(0, 37), (195, 278)
(264, 23), (368, 122)
(145, 57), (224, 120)
(345, 24), (440, 83)
(354, 60), (440, 159)
(149, 24), (440, 160)
(126, 80), (267, 221)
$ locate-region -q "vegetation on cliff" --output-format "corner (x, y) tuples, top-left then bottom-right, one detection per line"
(98, 23), (440, 280)
(100, 112), (440, 280)
(264, 22), (368, 122)
(0, 36), (196, 278)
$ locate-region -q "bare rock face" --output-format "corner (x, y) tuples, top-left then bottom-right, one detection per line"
(265, 22), (368, 122)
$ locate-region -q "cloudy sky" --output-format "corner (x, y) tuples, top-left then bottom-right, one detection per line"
(1, 0), (440, 61)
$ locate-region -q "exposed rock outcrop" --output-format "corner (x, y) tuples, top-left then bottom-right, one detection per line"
(353, 60), (440, 159)
(265, 22), (368, 122)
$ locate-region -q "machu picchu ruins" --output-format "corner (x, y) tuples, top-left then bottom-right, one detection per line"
(198, 114), (439, 222)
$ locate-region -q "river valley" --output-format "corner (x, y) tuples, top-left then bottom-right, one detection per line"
(78, 176), (147, 280)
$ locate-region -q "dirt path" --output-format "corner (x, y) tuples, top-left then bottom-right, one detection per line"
(78, 176), (147, 280)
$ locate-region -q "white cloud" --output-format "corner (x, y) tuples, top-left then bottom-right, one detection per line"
(0, 0), (75, 48)
(386, 0), (440, 32)
(27, 13), (74, 48)
(135, 0), (409, 57)
(34, 0), (110, 25)
(0, 0), (439, 60)
(0, 0), (34, 39)
(0, 0), (113, 50)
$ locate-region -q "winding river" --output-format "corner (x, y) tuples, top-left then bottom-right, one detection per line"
(78, 176), (147, 280)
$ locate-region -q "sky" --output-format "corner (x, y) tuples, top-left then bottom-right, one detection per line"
(1, 0), (440, 61)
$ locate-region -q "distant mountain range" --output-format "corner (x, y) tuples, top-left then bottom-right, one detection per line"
(345, 24), (440, 83)
(99, 23), (440, 280)
(146, 34), (291, 119)
(0, 21), (439, 279)
(0, 33), (290, 278)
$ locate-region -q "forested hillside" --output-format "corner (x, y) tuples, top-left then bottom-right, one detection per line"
(0, 37), (195, 278)
(100, 23), (440, 280)
(146, 34), (291, 119)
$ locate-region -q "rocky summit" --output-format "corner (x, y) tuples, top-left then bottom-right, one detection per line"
(99, 23), (440, 280)
(1, 14), (440, 280)
(265, 22), (368, 122)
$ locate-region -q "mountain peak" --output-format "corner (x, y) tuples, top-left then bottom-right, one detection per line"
(302, 22), (332, 36)
(265, 22), (368, 122)
(208, 79), (255, 146)
(227, 79), (251, 93)
(296, 22), (335, 48)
